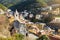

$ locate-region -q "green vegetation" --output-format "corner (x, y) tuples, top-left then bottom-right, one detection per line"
(0, 0), (60, 8)
(0, 4), (7, 10)
(6, 4), (13, 8)
(36, 35), (50, 40)
(0, 0), (47, 8)
(0, 0), (21, 8)
(13, 33), (24, 40)
(36, 0), (47, 6)
(0, 33), (24, 40)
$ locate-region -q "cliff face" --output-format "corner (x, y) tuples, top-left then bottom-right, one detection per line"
(0, 15), (10, 38)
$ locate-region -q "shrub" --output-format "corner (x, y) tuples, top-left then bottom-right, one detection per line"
(0, 34), (24, 40)
(36, 35), (50, 40)
(13, 33), (24, 40)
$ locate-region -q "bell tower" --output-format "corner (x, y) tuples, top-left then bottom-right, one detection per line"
(14, 9), (19, 20)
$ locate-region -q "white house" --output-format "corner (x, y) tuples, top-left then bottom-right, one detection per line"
(29, 14), (34, 18)
(35, 14), (43, 20)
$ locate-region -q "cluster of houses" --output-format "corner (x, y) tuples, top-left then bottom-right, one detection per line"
(5, 9), (55, 36)
(0, 4), (60, 37)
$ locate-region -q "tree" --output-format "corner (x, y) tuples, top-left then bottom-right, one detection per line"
(13, 33), (24, 40)
(36, 35), (50, 40)
(0, 33), (24, 40)
(0, 0), (21, 8)
(36, 0), (47, 7)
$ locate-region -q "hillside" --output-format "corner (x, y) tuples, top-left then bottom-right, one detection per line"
(0, 4), (7, 10)
(0, 15), (10, 38)
(0, 0), (25, 8)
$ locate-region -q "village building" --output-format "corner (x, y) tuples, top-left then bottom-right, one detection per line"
(35, 14), (43, 20)
(22, 10), (29, 17)
(13, 20), (28, 36)
(8, 10), (29, 35)
(50, 17), (60, 24)
(41, 4), (60, 16)
(29, 13), (34, 18)
(41, 7), (60, 16)
(52, 8), (60, 15)
(6, 9), (14, 18)
(41, 11), (48, 15)
(48, 17), (60, 35)
(14, 10), (20, 20)
(7, 9), (11, 12)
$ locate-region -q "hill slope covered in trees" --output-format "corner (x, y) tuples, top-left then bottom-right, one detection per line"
(0, 0), (60, 8)
(0, 4), (7, 10)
